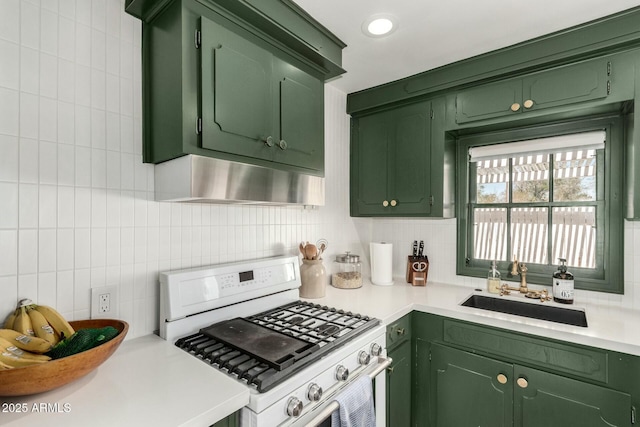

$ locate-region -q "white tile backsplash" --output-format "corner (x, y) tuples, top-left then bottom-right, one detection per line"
(1, 0), (636, 340)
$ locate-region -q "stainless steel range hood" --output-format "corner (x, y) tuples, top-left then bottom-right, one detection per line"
(154, 155), (325, 206)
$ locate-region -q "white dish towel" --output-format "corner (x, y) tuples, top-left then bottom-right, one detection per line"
(331, 375), (376, 427)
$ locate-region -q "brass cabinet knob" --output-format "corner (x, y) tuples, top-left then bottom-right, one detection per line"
(278, 139), (288, 150)
(497, 373), (508, 384)
(510, 103), (521, 112)
(523, 99), (534, 109)
(390, 199), (397, 207)
(263, 136), (274, 147)
(387, 365), (395, 374)
(396, 328), (406, 336)
(383, 200), (389, 207)
(517, 377), (528, 388)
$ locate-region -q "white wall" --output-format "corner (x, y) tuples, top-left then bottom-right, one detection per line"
(0, 0), (365, 339)
(1, 1), (637, 341)
(368, 212), (640, 309)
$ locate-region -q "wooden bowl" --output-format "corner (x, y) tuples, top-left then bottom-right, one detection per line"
(0, 319), (128, 396)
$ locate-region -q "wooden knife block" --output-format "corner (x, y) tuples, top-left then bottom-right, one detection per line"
(406, 256), (429, 286)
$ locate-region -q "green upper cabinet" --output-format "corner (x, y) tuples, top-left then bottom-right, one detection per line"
(351, 101), (431, 216)
(350, 98), (454, 217)
(125, 0), (344, 175)
(455, 58), (611, 125)
(201, 16), (323, 171)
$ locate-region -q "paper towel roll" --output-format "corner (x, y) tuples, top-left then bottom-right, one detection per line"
(370, 242), (393, 286)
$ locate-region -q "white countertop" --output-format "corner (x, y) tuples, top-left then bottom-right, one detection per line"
(4, 279), (640, 427)
(304, 279), (640, 357)
(0, 334), (250, 427)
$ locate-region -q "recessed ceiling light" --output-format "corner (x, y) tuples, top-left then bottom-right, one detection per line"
(362, 14), (398, 38)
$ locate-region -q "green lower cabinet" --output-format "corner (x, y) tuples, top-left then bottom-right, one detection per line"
(387, 338), (412, 427)
(430, 342), (513, 427)
(428, 343), (632, 427)
(211, 411), (238, 427)
(514, 365), (631, 427)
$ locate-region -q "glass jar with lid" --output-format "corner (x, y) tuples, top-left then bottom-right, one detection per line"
(332, 252), (363, 289)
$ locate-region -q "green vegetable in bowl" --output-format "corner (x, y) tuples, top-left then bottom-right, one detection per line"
(46, 326), (120, 360)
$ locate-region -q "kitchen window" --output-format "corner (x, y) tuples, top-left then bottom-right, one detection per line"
(456, 117), (624, 293)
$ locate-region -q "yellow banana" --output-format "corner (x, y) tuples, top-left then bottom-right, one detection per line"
(12, 307), (35, 337)
(33, 305), (75, 339)
(0, 351), (48, 368)
(3, 309), (17, 329)
(27, 306), (59, 345)
(0, 328), (52, 354)
(0, 337), (51, 362)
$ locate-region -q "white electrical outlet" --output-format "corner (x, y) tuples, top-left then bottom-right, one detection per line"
(91, 285), (119, 319)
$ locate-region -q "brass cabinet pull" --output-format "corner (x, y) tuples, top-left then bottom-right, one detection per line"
(510, 103), (521, 112)
(523, 99), (534, 109)
(387, 366), (395, 374)
(396, 328), (406, 335)
(383, 200), (389, 207)
(390, 199), (397, 207)
(517, 377), (528, 388)
(278, 139), (288, 150)
(263, 136), (274, 147)
(497, 374), (508, 384)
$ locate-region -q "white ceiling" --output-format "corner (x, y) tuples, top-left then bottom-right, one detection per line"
(293, 0), (640, 94)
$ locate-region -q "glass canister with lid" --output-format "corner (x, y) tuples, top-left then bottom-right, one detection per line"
(332, 252), (363, 289)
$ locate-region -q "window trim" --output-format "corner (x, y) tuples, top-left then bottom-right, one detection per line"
(456, 116), (624, 294)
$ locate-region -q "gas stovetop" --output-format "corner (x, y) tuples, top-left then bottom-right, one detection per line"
(175, 301), (380, 392)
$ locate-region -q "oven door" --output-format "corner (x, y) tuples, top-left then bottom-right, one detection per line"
(291, 356), (392, 427)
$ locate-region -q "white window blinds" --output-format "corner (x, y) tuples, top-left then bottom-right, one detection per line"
(468, 130), (606, 162)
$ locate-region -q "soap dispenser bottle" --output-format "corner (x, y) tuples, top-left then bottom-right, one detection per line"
(552, 258), (574, 304)
(487, 261), (501, 294)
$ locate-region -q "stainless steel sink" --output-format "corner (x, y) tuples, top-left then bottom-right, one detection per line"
(461, 294), (588, 327)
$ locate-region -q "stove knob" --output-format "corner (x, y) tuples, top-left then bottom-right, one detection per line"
(307, 383), (323, 402)
(358, 350), (371, 365)
(336, 365), (349, 381)
(370, 343), (382, 357)
(286, 397), (303, 417)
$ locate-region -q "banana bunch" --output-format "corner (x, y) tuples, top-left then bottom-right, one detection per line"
(0, 299), (76, 369)
(0, 335), (51, 369)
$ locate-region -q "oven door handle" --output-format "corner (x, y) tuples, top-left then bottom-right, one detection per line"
(303, 356), (393, 427)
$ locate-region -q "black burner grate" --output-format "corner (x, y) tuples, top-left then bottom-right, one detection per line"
(174, 301), (379, 392)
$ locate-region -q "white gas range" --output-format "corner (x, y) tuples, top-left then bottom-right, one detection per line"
(159, 255), (389, 426)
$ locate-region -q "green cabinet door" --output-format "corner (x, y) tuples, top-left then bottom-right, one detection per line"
(273, 61), (324, 171)
(455, 58), (610, 125)
(201, 16), (274, 161)
(455, 79), (521, 124)
(522, 59), (609, 112)
(200, 16), (324, 173)
(390, 102), (432, 215)
(352, 110), (391, 215)
(387, 338), (412, 427)
(430, 343), (513, 427)
(514, 365), (631, 427)
(351, 101), (432, 216)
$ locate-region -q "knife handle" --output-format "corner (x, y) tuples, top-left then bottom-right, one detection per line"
(412, 240), (418, 257)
